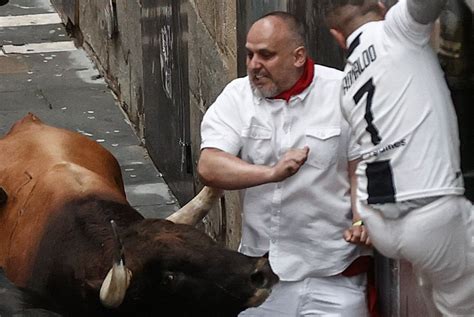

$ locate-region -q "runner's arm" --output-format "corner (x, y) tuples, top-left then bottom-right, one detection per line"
(407, 0), (447, 24)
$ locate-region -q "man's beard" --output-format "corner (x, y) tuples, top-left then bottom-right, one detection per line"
(248, 72), (279, 98)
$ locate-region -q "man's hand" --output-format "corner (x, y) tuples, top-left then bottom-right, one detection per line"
(271, 146), (309, 182)
(344, 222), (372, 246)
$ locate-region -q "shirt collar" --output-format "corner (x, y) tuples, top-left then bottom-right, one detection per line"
(345, 22), (376, 58)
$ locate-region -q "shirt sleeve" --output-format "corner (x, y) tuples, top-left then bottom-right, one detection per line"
(200, 83), (243, 156)
(384, 0), (433, 46)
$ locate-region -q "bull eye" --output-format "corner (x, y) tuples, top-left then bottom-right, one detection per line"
(161, 272), (176, 286)
(250, 271), (267, 289)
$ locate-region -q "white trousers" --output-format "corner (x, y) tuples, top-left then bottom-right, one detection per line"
(238, 274), (368, 317)
(360, 195), (474, 316)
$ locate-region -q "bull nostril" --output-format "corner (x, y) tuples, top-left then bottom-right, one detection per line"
(250, 271), (267, 289)
(0, 187), (7, 206)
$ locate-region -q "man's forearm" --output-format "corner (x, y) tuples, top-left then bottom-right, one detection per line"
(197, 148), (275, 190)
(407, 0), (447, 24)
(348, 159), (361, 221)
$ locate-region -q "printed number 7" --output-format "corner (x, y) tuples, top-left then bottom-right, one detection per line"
(353, 78), (381, 145)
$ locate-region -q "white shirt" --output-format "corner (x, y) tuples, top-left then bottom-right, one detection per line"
(201, 65), (368, 281)
(340, 0), (464, 206)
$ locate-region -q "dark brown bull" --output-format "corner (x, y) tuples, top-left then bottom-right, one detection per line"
(0, 114), (278, 316)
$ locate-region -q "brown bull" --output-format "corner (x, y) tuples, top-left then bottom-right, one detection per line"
(0, 114), (278, 316)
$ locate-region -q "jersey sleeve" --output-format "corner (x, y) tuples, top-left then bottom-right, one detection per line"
(384, 0), (433, 46)
(200, 84), (243, 156)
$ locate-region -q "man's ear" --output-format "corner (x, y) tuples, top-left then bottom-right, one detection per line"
(330, 28), (347, 50)
(294, 46), (307, 67)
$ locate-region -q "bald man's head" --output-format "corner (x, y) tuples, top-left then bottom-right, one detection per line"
(245, 12), (308, 97)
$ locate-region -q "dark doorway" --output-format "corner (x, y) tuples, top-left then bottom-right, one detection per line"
(141, 0), (193, 204)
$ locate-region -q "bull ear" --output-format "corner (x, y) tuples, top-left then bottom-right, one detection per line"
(166, 186), (223, 225)
(99, 220), (132, 308)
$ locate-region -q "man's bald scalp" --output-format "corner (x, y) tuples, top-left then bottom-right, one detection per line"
(257, 11), (306, 47)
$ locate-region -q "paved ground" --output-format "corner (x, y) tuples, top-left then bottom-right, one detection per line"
(0, 0), (180, 218)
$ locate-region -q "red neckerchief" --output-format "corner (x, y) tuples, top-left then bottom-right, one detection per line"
(271, 57), (315, 103)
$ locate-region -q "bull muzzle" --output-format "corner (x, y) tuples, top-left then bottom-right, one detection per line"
(245, 257), (279, 308)
(0, 187), (7, 206)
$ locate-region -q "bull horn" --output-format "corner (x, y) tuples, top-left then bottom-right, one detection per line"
(166, 186), (223, 225)
(100, 259), (132, 308)
(100, 220), (132, 308)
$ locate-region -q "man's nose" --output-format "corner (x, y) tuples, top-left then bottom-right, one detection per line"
(247, 55), (261, 71)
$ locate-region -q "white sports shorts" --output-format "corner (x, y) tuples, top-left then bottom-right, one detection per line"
(359, 195), (474, 316)
(238, 273), (368, 317)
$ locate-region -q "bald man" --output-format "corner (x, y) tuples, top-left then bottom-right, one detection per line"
(325, 0), (474, 315)
(198, 12), (373, 316)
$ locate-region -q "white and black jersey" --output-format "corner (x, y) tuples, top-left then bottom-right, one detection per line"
(341, 0), (464, 204)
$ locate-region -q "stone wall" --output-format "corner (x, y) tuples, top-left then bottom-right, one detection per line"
(185, 0), (241, 248)
(55, 0), (145, 139)
(53, 0), (242, 248)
